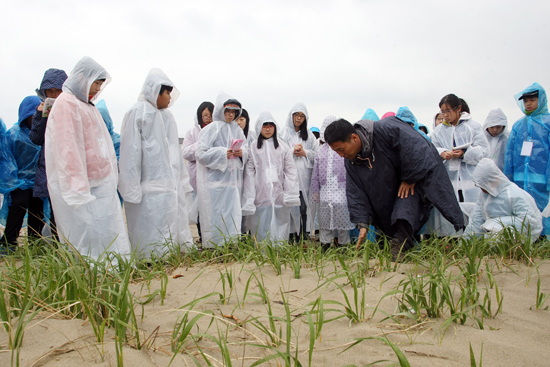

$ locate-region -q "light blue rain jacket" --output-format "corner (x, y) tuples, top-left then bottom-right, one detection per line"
(361, 108), (380, 121)
(504, 83), (550, 235)
(96, 100), (121, 162)
(4, 96), (42, 191)
(396, 106), (430, 141)
(0, 118), (21, 193)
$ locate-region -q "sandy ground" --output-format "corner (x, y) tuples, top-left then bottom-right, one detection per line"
(1, 249), (549, 366)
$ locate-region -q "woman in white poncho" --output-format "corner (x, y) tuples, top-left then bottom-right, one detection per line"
(196, 93), (248, 247)
(430, 94), (489, 236)
(464, 158), (542, 241)
(280, 103), (318, 242)
(45, 56), (130, 259)
(482, 108), (509, 172)
(118, 69), (193, 257)
(242, 112), (300, 243)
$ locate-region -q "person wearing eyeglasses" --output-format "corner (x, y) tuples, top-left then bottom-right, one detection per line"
(280, 103), (319, 244)
(429, 94), (490, 236)
(196, 94), (248, 247)
(242, 112), (300, 243)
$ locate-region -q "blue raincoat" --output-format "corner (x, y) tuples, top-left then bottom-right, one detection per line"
(5, 96), (42, 191)
(396, 106), (431, 141)
(0, 118), (21, 194)
(361, 108), (380, 121)
(96, 100), (121, 161)
(504, 82), (550, 235)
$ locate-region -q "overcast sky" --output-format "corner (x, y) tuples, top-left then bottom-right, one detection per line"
(1, 0), (549, 137)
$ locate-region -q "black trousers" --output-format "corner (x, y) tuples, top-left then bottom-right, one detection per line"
(392, 219), (415, 251)
(1, 189), (44, 247)
(289, 192), (308, 242)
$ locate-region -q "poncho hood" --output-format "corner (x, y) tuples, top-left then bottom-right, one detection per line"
(35, 68), (68, 101)
(472, 158), (510, 197)
(212, 93), (241, 122)
(396, 106), (417, 128)
(515, 82), (548, 116)
(139, 68), (180, 109)
(353, 119), (375, 161)
(483, 108), (508, 131)
(361, 108), (380, 121)
(254, 111), (279, 136)
(285, 102), (309, 131)
(320, 115), (338, 142)
(18, 96), (41, 125)
(63, 56), (111, 103)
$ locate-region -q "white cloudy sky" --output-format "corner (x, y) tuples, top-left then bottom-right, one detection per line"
(1, 0), (549, 137)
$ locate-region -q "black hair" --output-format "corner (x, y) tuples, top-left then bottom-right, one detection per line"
(419, 126), (429, 134)
(438, 94), (470, 114)
(240, 109), (250, 138)
(22, 116), (33, 129)
(196, 101), (214, 127)
(159, 85), (173, 95)
(293, 111), (309, 141)
(324, 119), (355, 145)
(223, 99), (242, 120)
(96, 78), (106, 82)
(434, 113), (442, 123)
(257, 124), (279, 150)
(312, 131), (320, 139)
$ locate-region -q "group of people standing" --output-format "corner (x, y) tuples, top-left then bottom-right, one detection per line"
(0, 55), (548, 260)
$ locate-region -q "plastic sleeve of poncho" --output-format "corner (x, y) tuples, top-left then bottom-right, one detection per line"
(462, 123), (490, 166)
(182, 125), (200, 163)
(282, 147), (300, 207)
(241, 155), (256, 216)
(46, 99), (95, 206)
(0, 135), (21, 194)
(464, 195), (485, 237)
(118, 108), (143, 203)
(196, 124), (230, 172)
(310, 153), (320, 198)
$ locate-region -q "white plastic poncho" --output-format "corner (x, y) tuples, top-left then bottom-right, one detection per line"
(181, 121), (201, 223)
(118, 69), (193, 256)
(45, 56), (130, 259)
(241, 112), (300, 243)
(464, 158), (542, 241)
(482, 108), (509, 172)
(196, 93), (248, 247)
(280, 103), (319, 235)
(310, 116), (355, 232)
(430, 112), (489, 235)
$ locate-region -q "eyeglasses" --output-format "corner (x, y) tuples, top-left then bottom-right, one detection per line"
(440, 107), (457, 115)
(293, 113), (306, 119)
(263, 122), (276, 128)
(202, 115), (212, 120)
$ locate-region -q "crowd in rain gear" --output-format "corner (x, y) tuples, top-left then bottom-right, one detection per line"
(0, 96), (43, 247)
(310, 115), (354, 245)
(196, 93), (248, 247)
(280, 103), (319, 239)
(504, 83), (550, 235)
(483, 108), (509, 171)
(429, 110), (490, 235)
(242, 111), (300, 242)
(118, 69), (193, 256)
(465, 158), (542, 241)
(45, 56), (130, 259)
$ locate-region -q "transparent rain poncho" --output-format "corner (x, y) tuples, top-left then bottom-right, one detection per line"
(504, 83), (550, 235)
(241, 112), (300, 243)
(280, 103), (319, 235)
(428, 112), (489, 235)
(465, 158), (542, 241)
(45, 56), (130, 259)
(310, 115), (354, 233)
(118, 69), (193, 256)
(483, 108), (509, 172)
(196, 93), (248, 247)
(181, 120), (202, 223)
